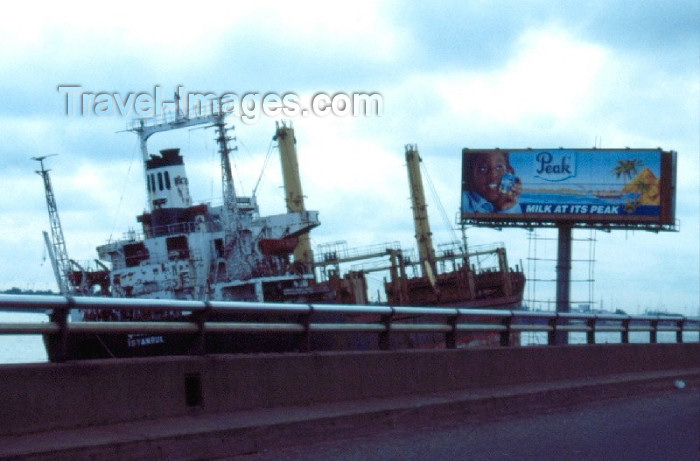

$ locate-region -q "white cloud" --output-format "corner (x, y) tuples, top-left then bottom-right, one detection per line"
(436, 27), (607, 124)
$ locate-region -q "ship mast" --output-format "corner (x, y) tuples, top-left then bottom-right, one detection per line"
(274, 121), (313, 269)
(214, 114), (238, 229)
(404, 145), (438, 285)
(33, 155), (72, 294)
(213, 114), (253, 279)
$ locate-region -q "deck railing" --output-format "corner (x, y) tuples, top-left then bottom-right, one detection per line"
(0, 294), (698, 361)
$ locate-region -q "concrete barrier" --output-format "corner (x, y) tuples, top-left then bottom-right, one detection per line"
(1, 343), (698, 436)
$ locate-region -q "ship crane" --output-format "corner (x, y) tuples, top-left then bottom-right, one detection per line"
(274, 121), (314, 270)
(404, 144), (439, 291)
(33, 155), (73, 294)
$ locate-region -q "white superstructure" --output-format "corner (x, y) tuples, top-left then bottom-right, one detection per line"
(95, 113), (325, 303)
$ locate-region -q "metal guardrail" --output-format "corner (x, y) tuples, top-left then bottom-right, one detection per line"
(0, 294), (698, 354)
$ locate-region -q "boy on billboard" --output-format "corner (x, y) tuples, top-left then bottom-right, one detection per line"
(462, 150), (522, 214)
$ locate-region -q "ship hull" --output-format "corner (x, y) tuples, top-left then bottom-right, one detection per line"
(43, 310), (347, 361)
(43, 293), (523, 361)
(44, 327), (513, 361)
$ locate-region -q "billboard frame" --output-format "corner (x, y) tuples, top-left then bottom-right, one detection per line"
(460, 147), (677, 232)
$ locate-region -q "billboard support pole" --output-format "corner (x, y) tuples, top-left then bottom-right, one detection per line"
(555, 223), (572, 345)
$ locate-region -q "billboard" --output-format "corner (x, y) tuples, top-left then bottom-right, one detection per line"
(461, 148), (676, 229)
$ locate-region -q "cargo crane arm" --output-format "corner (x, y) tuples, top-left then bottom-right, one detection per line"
(34, 155), (73, 294)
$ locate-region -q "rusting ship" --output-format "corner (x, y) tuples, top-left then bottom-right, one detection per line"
(36, 112), (524, 360)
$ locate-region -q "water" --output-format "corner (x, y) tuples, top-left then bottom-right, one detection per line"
(521, 331), (699, 346)
(0, 312), (49, 364)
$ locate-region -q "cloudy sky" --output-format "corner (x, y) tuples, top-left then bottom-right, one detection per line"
(1, 1), (698, 315)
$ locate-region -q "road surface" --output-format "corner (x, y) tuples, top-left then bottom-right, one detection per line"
(238, 389), (699, 461)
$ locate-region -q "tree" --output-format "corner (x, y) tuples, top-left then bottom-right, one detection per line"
(613, 159), (644, 214)
(612, 159), (643, 184)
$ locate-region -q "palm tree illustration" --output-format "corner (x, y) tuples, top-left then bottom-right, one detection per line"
(612, 159), (644, 213)
(613, 159), (643, 184)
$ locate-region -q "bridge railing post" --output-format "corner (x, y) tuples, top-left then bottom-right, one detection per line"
(445, 313), (458, 349)
(46, 296), (73, 363)
(500, 315), (512, 347)
(191, 303), (210, 356)
(378, 308), (394, 351)
(586, 317), (596, 345)
(296, 305), (313, 353)
(547, 316), (558, 346)
(676, 319), (685, 344)
(621, 318), (631, 344)
(650, 319), (658, 344)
